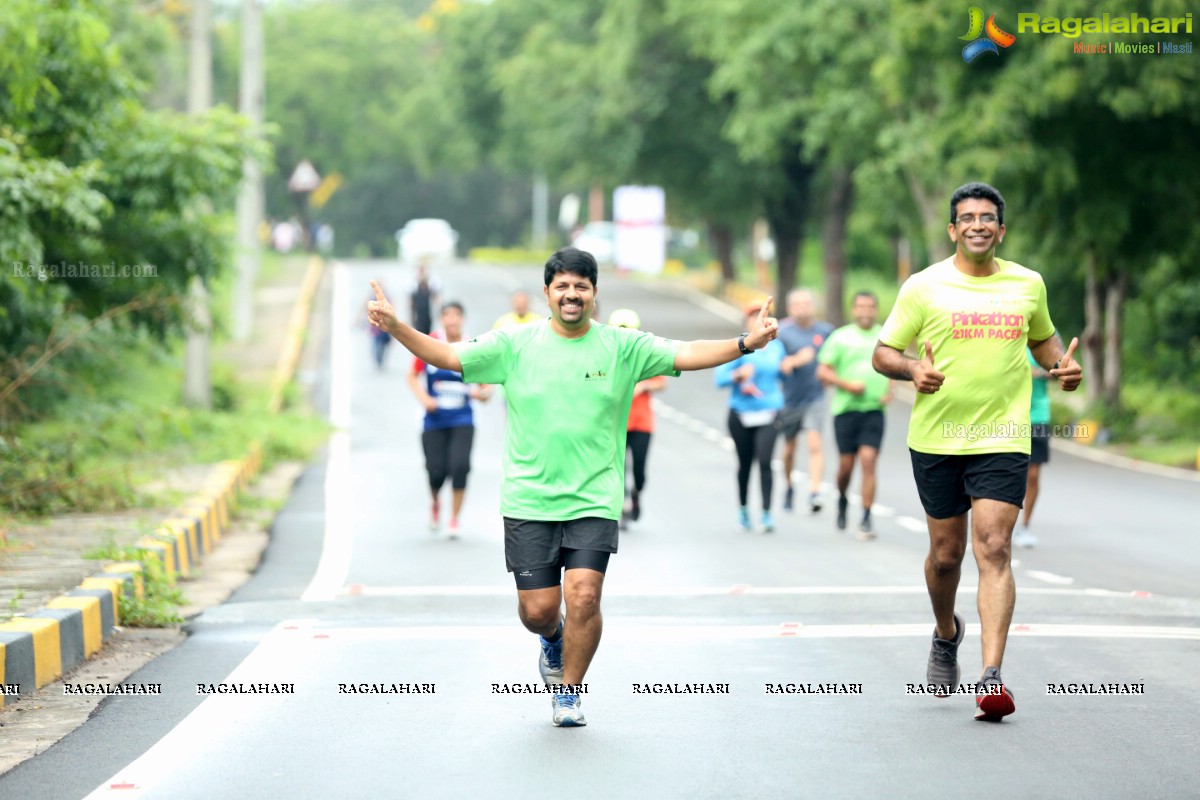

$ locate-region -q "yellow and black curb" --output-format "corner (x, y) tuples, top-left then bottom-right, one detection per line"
(0, 443), (263, 706)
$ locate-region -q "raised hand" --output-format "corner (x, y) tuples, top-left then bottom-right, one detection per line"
(911, 339), (945, 394)
(745, 297), (779, 349)
(1049, 336), (1082, 392)
(366, 280), (398, 335)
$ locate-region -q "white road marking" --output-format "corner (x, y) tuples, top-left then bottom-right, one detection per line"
(896, 516), (928, 534)
(302, 264), (355, 602)
(343, 584), (1148, 599)
(1027, 570), (1076, 586)
(84, 624), (312, 798)
(278, 620), (1200, 642)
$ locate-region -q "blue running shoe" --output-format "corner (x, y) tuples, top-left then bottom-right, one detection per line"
(539, 624), (564, 686)
(552, 692), (586, 727)
(761, 512), (775, 533)
(738, 506), (751, 532)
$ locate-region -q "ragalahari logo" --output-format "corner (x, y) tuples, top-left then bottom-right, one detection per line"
(961, 7), (1017, 62)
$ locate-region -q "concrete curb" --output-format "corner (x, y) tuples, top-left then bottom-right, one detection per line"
(1, 252), (325, 706)
(0, 447), (262, 706)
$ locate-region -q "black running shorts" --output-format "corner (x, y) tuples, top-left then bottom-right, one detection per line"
(909, 450), (1029, 519)
(504, 517), (617, 589)
(833, 410), (885, 455)
(1030, 424), (1050, 465)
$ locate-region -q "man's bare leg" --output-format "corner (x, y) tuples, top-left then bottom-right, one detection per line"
(517, 586), (562, 638)
(925, 514), (968, 640)
(970, 498), (1019, 670)
(561, 568), (605, 685)
(782, 435), (798, 495)
(807, 429), (824, 496)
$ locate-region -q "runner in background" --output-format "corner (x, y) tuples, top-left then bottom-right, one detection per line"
(777, 288), (835, 514)
(608, 309), (668, 530)
(715, 300), (787, 533)
(407, 301), (492, 539)
(493, 289), (541, 330)
(1016, 348), (1052, 548)
(408, 260), (441, 335)
(817, 291), (893, 540)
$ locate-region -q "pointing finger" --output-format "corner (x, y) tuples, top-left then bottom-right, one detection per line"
(758, 297), (773, 325)
(1061, 336), (1078, 366)
(370, 280), (387, 303)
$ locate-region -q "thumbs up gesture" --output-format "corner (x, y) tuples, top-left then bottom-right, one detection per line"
(911, 340), (945, 394)
(1049, 336), (1082, 392)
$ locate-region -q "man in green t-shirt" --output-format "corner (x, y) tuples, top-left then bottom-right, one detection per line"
(816, 292), (893, 541)
(872, 182), (1082, 722)
(368, 247), (780, 727)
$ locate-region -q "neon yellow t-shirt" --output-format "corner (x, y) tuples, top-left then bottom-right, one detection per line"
(878, 257), (1055, 455)
(492, 311), (542, 330)
(456, 320), (680, 521)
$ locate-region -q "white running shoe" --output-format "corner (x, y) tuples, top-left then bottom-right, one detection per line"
(552, 692), (586, 727)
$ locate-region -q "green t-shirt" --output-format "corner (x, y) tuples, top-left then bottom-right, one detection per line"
(1028, 349), (1051, 425)
(818, 323), (890, 415)
(878, 257), (1055, 455)
(456, 320), (680, 521)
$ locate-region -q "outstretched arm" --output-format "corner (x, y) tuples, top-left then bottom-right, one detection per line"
(674, 297), (779, 372)
(368, 280), (462, 372)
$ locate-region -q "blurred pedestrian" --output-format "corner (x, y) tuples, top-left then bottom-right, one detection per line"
(407, 301), (492, 539)
(408, 260), (441, 335)
(715, 299), (787, 533)
(608, 308), (668, 530)
(776, 288), (835, 514)
(817, 291), (893, 541)
(493, 289), (541, 330)
(1016, 348), (1051, 547)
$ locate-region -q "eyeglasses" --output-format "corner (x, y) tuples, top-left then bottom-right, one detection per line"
(956, 213), (998, 225)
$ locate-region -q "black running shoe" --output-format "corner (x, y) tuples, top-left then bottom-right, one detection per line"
(857, 511), (876, 541)
(631, 490), (641, 521)
(836, 494), (848, 530)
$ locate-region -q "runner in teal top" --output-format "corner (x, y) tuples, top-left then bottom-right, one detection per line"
(1017, 349), (1053, 548)
(367, 247), (780, 728)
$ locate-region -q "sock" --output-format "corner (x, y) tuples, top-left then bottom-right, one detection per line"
(543, 621), (563, 643)
(862, 508), (871, 521)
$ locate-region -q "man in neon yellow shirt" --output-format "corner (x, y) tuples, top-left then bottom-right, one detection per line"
(368, 247), (780, 727)
(873, 182), (1082, 721)
(492, 289), (541, 330)
(817, 291), (893, 541)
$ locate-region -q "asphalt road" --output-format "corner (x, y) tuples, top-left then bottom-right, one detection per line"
(3, 260), (1198, 800)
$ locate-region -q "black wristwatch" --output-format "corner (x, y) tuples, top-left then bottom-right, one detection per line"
(737, 332), (753, 355)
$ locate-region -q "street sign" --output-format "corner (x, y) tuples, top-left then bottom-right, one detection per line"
(288, 159), (321, 193)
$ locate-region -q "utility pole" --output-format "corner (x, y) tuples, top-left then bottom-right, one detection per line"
(233, 0), (264, 341)
(531, 174), (549, 249)
(184, 0), (212, 408)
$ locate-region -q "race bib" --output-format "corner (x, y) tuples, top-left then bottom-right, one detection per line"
(433, 380), (468, 410)
(737, 409), (777, 428)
